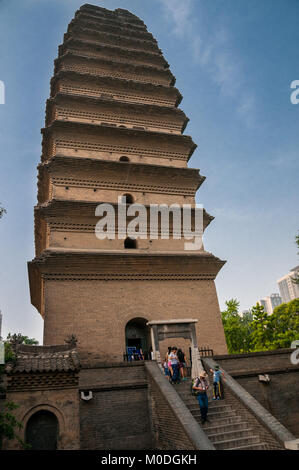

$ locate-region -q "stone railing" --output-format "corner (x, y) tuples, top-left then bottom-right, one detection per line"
(202, 357), (297, 450)
(145, 360), (215, 450)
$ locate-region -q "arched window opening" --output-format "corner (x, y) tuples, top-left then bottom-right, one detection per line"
(119, 156), (130, 162)
(25, 410), (58, 450)
(121, 193), (134, 204)
(124, 237), (137, 249)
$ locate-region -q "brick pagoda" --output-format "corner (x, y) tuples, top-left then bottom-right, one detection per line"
(28, 3), (227, 362)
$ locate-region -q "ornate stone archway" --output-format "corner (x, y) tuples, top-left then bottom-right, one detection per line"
(147, 319), (203, 378)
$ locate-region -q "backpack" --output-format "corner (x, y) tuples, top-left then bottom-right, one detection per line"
(191, 378), (200, 396)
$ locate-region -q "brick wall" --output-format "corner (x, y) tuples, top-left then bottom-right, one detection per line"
(214, 350), (299, 437)
(215, 349), (295, 373)
(79, 362), (153, 449)
(3, 387), (80, 450)
(148, 375), (195, 449)
(43, 278), (227, 361)
(221, 387), (283, 449)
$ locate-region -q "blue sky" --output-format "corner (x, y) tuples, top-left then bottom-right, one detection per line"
(0, 0), (298, 342)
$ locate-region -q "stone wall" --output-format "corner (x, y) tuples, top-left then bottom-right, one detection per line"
(43, 278), (227, 361)
(214, 349), (299, 437)
(79, 362), (152, 449)
(78, 361), (216, 450)
(3, 387), (80, 450)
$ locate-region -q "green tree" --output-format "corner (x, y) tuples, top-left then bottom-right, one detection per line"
(0, 402), (23, 449)
(250, 303), (272, 351)
(0, 334), (38, 449)
(268, 299), (299, 349)
(6, 333), (38, 346)
(249, 299), (299, 351)
(221, 299), (253, 353)
(222, 297), (299, 354)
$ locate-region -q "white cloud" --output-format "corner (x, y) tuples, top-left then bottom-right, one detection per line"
(158, 0), (194, 36)
(157, 0), (257, 127)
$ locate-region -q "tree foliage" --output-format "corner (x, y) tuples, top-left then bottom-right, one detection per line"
(0, 333), (38, 448)
(221, 299), (253, 354)
(221, 298), (299, 354)
(250, 303), (272, 351)
(267, 299), (299, 349)
(6, 333), (39, 346)
(0, 402), (23, 449)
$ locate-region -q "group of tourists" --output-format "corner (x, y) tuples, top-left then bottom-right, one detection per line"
(163, 346), (188, 384)
(163, 346), (225, 425)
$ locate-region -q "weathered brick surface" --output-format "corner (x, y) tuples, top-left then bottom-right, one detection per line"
(43, 279), (227, 360)
(215, 349), (296, 373)
(219, 387), (283, 449)
(79, 363), (152, 449)
(79, 361), (147, 386)
(148, 376), (195, 450)
(214, 350), (299, 437)
(2, 387), (80, 450)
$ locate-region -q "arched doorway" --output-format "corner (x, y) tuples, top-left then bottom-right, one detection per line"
(25, 410), (58, 450)
(125, 317), (151, 360)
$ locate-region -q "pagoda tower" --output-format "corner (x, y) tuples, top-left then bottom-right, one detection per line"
(28, 3), (227, 362)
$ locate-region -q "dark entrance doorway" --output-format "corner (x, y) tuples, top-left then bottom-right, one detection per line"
(125, 317), (151, 359)
(25, 410), (58, 450)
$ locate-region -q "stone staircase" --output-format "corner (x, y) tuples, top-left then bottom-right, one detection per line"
(175, 378), (270, 450)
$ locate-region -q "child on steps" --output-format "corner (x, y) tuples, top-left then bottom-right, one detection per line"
(210, 364), (225, 400)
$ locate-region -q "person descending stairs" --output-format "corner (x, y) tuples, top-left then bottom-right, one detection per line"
(175, 375), (273, 450)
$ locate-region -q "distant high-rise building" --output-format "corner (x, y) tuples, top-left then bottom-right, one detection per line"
(258, 298), (268, 313)
(258, 294), (282, 314)
(277, 266), (299, 303)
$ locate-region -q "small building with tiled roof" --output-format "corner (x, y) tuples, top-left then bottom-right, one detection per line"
(2, 342), (81, 450)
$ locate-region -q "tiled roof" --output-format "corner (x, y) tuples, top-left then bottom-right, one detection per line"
(6, 344), (80, 373)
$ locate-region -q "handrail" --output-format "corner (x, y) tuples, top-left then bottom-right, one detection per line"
(202, 357), (296, 448)
(145, 360), (215, 450)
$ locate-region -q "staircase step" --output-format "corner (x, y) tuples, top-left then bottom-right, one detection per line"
(205, 421), (249, 435)
(171, 373), (279, 450)
(201, 415), (244, 427)
(226, 442), (269, 450)
(189, 408), (237, 420)
(214, 435), (261, 450)
(208, 428), (254, 444)
(184, 401), (233, 413)
(204, 404), (233, 413)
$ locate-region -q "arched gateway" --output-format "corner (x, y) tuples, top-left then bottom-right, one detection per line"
(25, 410), (58, 450)
(125, 317), (151, 359)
